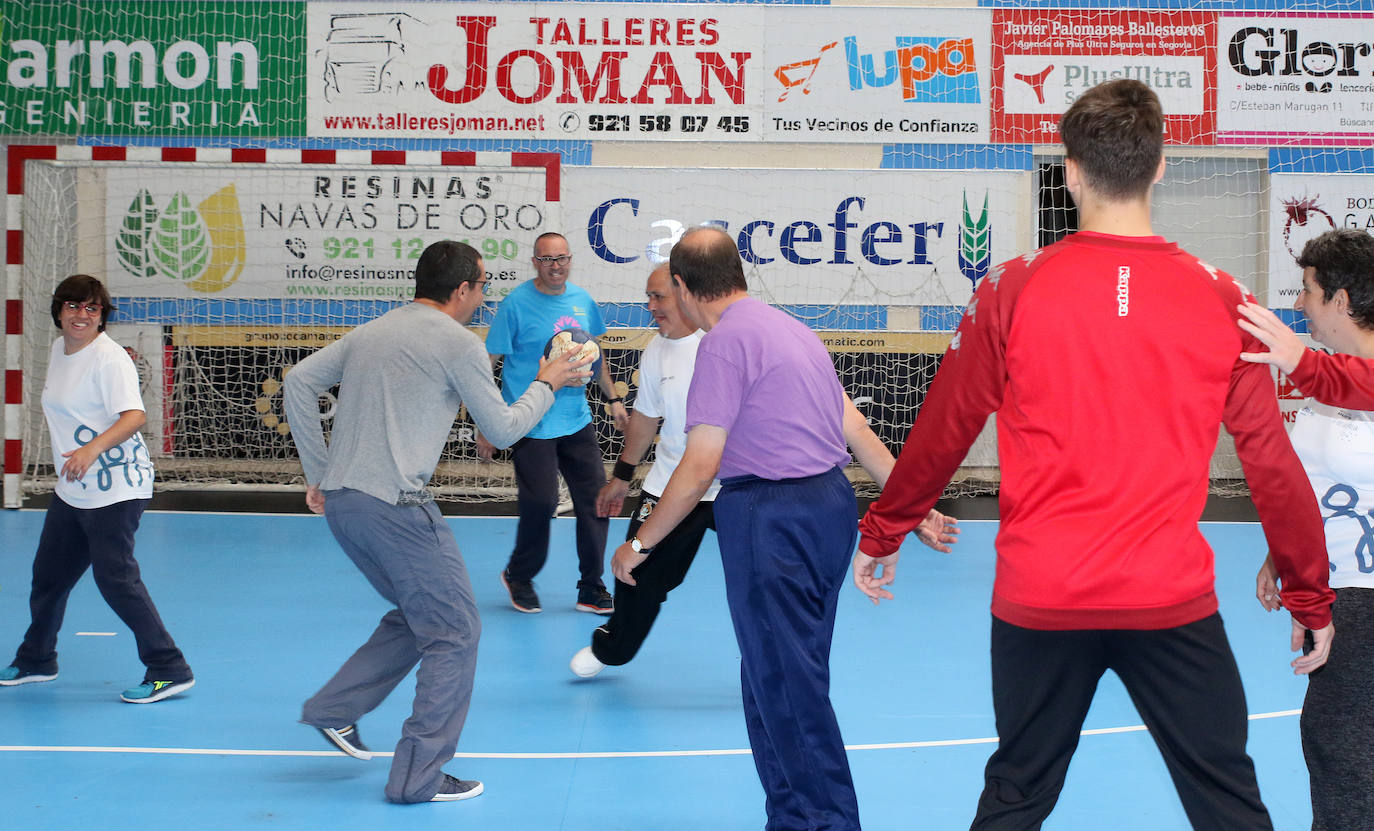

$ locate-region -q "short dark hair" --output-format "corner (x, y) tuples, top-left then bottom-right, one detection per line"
(1298, 228), (1374, 331)
(668, 227), (747, 301)
(414, 240), (483, 303)
(51, 274), (114, 331)
(1058, 79), (1164, 201)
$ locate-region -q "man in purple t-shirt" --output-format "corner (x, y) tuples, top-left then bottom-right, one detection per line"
(610, 227), (957, 830)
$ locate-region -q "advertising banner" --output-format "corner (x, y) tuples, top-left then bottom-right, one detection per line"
(992, 9), (1213, 144)
(307, 2), (763, 141)
(102, 162), (556, 299)
(1218, 14), (1374, 145)
(106, 323), (169, 456)
(1267, 173), (1374, 305)
(0, 1), (305, 137)
(306, 2), (991, 144)
(560, 166), (1028, 306)
(762, 7), (990, 143)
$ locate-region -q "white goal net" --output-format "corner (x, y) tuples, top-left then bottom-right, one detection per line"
(8, 1), (1373, 507)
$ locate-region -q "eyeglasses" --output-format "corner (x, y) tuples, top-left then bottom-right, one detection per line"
(62, 301), (103, 315)
(471, 280), (491, 295)
(533, 255), (571, 266)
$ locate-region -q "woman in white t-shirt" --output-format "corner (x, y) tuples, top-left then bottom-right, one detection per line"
(0, 275), (193, 704)
(1240, 229), (1374, 831)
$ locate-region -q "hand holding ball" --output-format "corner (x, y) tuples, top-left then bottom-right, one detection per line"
(544, 328), (601, 385)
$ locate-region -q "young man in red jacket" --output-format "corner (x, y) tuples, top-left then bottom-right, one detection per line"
(854, 79), (1335, 830)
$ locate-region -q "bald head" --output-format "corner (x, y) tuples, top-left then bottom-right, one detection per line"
(669, 226), (747, 302)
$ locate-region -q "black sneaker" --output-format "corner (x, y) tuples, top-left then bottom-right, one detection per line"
(318, 724), (373, 760)
(501, 570), (541, 613)
(431, 773), (484, 802)
(576, 585), (614, 615)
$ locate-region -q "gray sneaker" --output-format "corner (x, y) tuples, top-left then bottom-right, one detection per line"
(432, 773), (484, 802)
(318, 724), (373, 760)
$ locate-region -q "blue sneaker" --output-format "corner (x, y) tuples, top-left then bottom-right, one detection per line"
(120, 678), (195, 703)
(0, 665), (57, 686)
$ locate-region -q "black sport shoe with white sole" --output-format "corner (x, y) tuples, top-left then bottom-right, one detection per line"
(501, 570), (542, 613)
(575, 585), (614, 615)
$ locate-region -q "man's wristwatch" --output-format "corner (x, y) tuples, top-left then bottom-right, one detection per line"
(630, 536), (654, 555)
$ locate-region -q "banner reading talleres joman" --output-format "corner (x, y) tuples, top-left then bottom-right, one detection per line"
(560, 166), (1027, 305)
(306, 2), (990, 143)
(102, 162), (557, 299)
(0, 0), (304, 136)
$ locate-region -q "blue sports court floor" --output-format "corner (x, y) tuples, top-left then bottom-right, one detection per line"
(0, 510), (1317, 829)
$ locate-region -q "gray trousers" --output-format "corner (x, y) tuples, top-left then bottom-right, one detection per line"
(301, 489), (481, 803)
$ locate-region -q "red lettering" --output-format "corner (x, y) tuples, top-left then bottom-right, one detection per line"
(495, 49), (554, 104)
(600, 18), (621, 46)
(696, 52), (749, 104)
(552, 19), (573, 45)
(426, 16), (496, 105)
(650, 19), (670, 46)
(632, 51), (691, 104)
(699, 19), (719, 47)
(625, 18), (644, 46)
(676, 19), (696, 45)
(557, 51), (630, 103)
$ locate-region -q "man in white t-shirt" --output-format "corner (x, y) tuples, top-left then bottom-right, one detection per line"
(569, 264), (718, 678)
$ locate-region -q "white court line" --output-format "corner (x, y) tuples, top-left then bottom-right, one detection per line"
(75, 632), (117, 637)
(0, 710), (1302, 760)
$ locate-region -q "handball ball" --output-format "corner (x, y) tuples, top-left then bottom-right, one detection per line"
(544, 328), (601, 385)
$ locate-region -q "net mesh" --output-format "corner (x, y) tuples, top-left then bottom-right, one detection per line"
(11, 0), (1373, 502)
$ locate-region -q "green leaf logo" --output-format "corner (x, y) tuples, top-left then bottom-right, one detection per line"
(958, 190), (991, 289)
(115, 190), (160, 278)
(152, 193), (211, 283)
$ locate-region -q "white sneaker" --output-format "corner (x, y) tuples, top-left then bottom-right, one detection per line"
(569, 646), (605, 679)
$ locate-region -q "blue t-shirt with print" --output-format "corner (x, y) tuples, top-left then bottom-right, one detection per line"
(486, 280), (606, 439)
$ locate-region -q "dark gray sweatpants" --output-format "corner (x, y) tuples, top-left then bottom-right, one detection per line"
(301, 488), (481, 803)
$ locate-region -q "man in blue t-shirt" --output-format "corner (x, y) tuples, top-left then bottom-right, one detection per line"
(480, 231), (629, 614)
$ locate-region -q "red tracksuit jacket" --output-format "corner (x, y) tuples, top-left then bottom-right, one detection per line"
(859, 231), (1333, 630)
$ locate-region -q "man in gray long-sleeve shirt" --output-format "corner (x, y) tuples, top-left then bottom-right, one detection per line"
(283, 240), (590, 804)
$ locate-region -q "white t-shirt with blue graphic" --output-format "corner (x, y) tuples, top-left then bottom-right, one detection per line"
(1292, 400), (1374, 589)
(635, 331), (719, 502)
(42, 332), (154, 508)
(485, 280), (606, 440)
